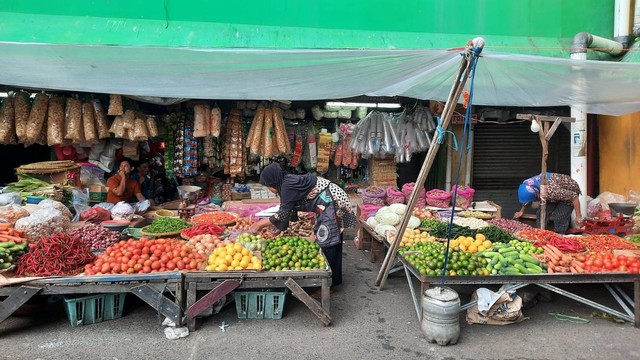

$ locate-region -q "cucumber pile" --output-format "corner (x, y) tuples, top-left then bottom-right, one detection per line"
(476, 240), (546, 275)
(0, 241), (28, 270)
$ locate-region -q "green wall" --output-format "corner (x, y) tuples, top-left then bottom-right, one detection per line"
(0, 0), (615, 57)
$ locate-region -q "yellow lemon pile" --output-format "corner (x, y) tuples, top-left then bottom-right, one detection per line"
(400, 229), (437, 247)
(205, 242), (263, 271)
(450, 233), (492, 253)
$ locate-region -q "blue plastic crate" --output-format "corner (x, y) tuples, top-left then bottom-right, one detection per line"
(234, 290), (287, 320)
(63, 293), (126, 327)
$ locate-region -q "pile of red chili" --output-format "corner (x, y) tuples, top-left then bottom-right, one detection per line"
(517, 228), (585, 252)
(16, 233), (95, 277)
(577, 234), (639, 252)
(182, 223), (225, 238)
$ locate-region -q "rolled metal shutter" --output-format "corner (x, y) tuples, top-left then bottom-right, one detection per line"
(472, 121), (570, 217)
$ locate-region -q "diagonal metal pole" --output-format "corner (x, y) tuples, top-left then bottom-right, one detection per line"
(375, 39), (483, 289)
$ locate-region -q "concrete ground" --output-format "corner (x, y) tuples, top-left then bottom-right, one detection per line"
(1, 241), (639, 360)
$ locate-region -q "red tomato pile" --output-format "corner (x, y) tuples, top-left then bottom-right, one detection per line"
(580, 253), (640, 274)
(84, 238), (206, 275)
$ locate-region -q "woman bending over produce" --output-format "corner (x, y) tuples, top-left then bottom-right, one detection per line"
(249, 163), (356, 288)
(513, 172), (582, 234)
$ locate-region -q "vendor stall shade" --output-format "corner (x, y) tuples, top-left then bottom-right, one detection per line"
(2, 43), (640, 116)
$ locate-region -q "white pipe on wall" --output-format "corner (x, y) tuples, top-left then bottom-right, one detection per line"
(634, 0), (640, 35)
(615, 0), (631, 46)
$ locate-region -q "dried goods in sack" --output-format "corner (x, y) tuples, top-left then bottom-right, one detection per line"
(82, 101), (98, 143)
(0, 95), (16, 145)
(245, 104), (263, 149)
(249, 105), (266, 155)
(64, 97), (84, 142)
(46, 96), (65, 146)
(263, 108), (274, 158)
(193, 104), (209, 138)
(146, 116), (159, 137)
(133, 114), (150, 141)
(107, 94), (123, 115)
(26, 93), (49, 144)
(14, 91), (31, 144)
(272, 107), (289, 153)
(92, 99), (111, 139)
(35, 119), (48, 145)
(210, 105), (222, 138)
(109, 115), (127, 138)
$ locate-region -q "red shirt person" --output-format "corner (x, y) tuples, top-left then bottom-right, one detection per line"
(106, 160), (146, 204)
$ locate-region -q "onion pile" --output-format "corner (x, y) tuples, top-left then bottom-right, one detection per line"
(488, 218), (532, 234)
(68, 223), (121, 251)
(186, 234), (229, 255)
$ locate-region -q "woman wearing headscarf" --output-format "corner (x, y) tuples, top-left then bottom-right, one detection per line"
(513, 172), (583, 234)
(248, 163), (356, 288)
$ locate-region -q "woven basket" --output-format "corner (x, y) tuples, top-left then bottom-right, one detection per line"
(17, 160), (79, 174)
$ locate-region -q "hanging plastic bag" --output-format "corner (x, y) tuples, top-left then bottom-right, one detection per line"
(109, 115), (127, 138)
(46, 96), (65, 146)
(64, 97), (84, 142)
(146, 116), (159, 138)
(92, 99), (111, 139)
(82, 101), (98, 144)
(26, 92), (49, 144)
(108, 94), (123, 116)
(0, 95), (16, 145)
(72, 188), (90, 221)
(14, 91), (31, 144)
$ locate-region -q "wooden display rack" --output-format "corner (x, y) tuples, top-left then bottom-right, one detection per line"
(183, 268), (332, 330)
(0, 273), (185, 327)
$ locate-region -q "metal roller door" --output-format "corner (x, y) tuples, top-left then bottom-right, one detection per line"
(472, 121), (570, 218)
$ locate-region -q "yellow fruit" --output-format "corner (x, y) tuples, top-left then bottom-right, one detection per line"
(234, 252), (243, 261)
(218, 264), (228, 271)
(474, 239), (483, 247)
(459, 244), (467, 252)
(468, 244), (478, 253)
(231, 259), (240, 268)
(225, 254), (234, 264)
(241, 248), (250, 256)
(476, 233), (486, 242)
(477, 245), (486, 252)
(234, 243), (243, 251)
(240, 258), (250, 268)
(483, 240), (492, 248)
(228, 248), (237, 256)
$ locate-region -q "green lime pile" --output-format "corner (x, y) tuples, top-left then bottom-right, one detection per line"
(262, 237), (326, 271)
(399, 242), (489, 276)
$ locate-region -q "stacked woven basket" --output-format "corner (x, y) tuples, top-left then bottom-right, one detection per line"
(17, 160), (81, 186)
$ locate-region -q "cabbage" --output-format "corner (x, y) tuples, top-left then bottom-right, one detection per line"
(388, 203), (408, 215)
(374, 224), (396, 237)
(366, 217), (379, 228)
(407, 216), (421, 229)
(375, 211), (400, 226)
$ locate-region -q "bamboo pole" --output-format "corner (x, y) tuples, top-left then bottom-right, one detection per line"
(375, 44), (477, 289)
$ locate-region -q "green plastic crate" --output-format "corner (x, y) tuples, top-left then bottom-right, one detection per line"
(234, 290), (287, 320)
(63, 293), (126, 327)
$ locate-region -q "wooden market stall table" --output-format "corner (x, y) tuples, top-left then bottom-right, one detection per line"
(0, 272), (185, 327)
(183, 268), (332, 331)
(397, 253), (640, 328)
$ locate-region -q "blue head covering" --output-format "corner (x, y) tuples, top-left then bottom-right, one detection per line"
(518, 183), (536, 204)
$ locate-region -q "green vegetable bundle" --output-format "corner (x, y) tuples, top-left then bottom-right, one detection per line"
(144, 217), (190, 234)
(476, 225), (514, 243)
(420, 218), (476, 238)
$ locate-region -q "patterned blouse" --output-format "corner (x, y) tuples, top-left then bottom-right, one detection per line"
(270, 177), (356, 230)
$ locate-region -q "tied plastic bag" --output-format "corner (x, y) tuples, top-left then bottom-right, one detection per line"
(80, 206), (111, 223)
(15, 208), (68, 242)
(71, 188), (90, 221)
(0, 193), (22, 206)
(38, 199), (73, 220)
(466, 287), (528, 325)
(133, 200), (151, 215)
(0, 204), (29, 225)
(587, 191), (626, 218)
(111, 201), (134, 220)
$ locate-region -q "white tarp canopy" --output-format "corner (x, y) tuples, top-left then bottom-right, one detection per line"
(1, 42), (639, 116)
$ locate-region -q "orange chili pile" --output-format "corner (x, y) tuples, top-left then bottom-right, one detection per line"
(578, 234), (639, 252)
(16, 233), (95, 277)
(192, 212), (237, 225)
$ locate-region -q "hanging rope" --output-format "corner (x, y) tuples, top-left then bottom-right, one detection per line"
(439, 45), (482, 288)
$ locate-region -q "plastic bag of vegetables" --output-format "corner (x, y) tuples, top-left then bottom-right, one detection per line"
(110, 201), (134, 220)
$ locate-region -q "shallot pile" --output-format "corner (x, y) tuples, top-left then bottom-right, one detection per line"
(488, 218), (532, 234)
(68, 223), (121, 251)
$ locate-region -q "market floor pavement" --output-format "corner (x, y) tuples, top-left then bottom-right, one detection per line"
(1, 240), (639, 360)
